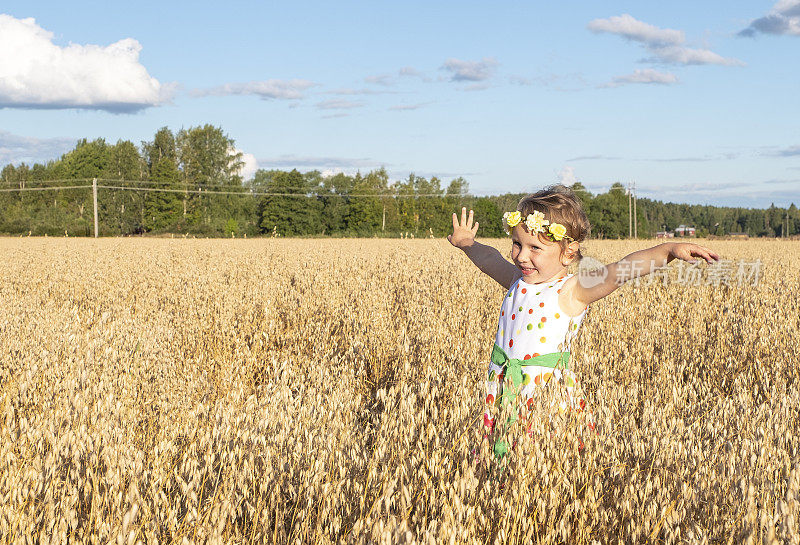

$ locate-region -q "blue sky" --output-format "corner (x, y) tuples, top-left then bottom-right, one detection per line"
(1, 1), (798, 208)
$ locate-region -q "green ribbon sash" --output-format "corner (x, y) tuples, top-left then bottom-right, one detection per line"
(489, 343), (570, 460)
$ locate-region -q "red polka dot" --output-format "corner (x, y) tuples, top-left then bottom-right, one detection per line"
(557, 289), (561, 293)
(532, 352), (540, 357)
(528, 308), (533, 314)
(541, 317), (547, 323)
(526, 398), (534, 410)
(511, 313), (516, 320)
(539, 302), (545, 308)
(486, 394), (495, 404)
(521, 288), (527, 294)
(509, 339), (514, 347)
(501, 311), (504, 316)
(524, 354), (531, 360)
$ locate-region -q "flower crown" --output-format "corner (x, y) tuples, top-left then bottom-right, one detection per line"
(502, 210), (573, 242)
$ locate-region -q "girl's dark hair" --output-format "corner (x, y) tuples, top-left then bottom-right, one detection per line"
(517, 184), (591, 261)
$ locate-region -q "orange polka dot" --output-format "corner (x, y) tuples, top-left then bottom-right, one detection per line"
(534, 375), (541, 385)
(521, 288), (527, 294)
(557, 289), (561, 293)
(541, 317), (547, 323)
(540, 337), (546, 343)
(532, 352), (540, 357)
(486, 394), (494, 404)
(539, 302), (544, 308)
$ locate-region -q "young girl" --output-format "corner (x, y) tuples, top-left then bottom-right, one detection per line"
(447, 185), (719, 458)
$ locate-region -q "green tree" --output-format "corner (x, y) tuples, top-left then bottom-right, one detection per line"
(257, 169), (322, 235)
(177, 125), (245, 232)
(346, 168), (390, 234)
(142, 128), (184, 232)
(589, 183), (628, 238)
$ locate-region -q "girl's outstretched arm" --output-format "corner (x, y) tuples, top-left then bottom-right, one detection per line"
(568, 241), (720, 307)
(448, 207), (521, 290)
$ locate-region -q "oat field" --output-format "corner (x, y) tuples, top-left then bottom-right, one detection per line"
(1, 237), (798, 544)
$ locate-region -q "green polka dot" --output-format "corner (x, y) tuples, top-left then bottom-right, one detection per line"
(522, 373), (531, 385)
(518, 306), (523, 312)
(536, 291), (541, 295)
(489, 370), (496, 381)
(538, 323), (544, 329)
(572, 324), (578, 330)
(527, 323), (533, 330)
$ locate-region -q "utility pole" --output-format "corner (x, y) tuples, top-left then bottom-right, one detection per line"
(633, 180), (638, 239)
(627, 181), (632, 238)
(787, 209), (790, 238)
(92, 177), (98, 238)
(382, 203), (386, 232)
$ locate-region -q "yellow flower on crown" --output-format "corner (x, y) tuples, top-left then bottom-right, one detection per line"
(524, 210), (549, 233)
(548, 223), (567, 241)
(501, 210), (574, 242)
(502, 211), (522, 234)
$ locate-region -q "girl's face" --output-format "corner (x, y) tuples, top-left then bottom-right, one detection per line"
(510, 224), (569, 284)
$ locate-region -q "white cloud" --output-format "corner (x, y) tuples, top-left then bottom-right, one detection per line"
(440, 57), (499, 82)
(193, 79), (316, 100)
(601, 68), (679, 87)
(234, 149), (258, 180)
(388, 102), (432, 111)
(557, 166), (578, 186)
(398, 66), (431, 82)
(739, 0), (800, 36)
(315, 99), (364, 110)
(775, 145), (800, 157)
(257, 155), (382, 169)
(587, 14), (684, 45)
(0, 130), (76, 165)
(0, 14), (171, 113)
(327, 87), (392, 95)
(508, 75), (533, 85)
(587, 14), (743, 66)
(365, 74), (393, 86)
(645, 46), (744, 66)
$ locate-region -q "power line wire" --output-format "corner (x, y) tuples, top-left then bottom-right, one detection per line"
(0, 185), (92, 192)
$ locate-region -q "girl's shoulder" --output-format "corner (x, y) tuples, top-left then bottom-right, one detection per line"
(557, 274), (589, 318)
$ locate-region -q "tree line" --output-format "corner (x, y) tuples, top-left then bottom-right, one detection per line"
(1, 125), (798, 238)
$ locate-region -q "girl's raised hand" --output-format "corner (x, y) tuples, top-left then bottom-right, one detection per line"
(669, 242), (720, 265)
(448, 207), (479, 249)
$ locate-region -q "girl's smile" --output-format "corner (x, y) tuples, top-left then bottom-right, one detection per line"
(510, 224), (569, 284)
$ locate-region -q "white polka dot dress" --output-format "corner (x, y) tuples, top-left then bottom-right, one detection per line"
(484, 273), (590, 431)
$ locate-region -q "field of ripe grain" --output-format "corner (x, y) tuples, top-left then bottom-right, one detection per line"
(1, 237), (799, 544)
